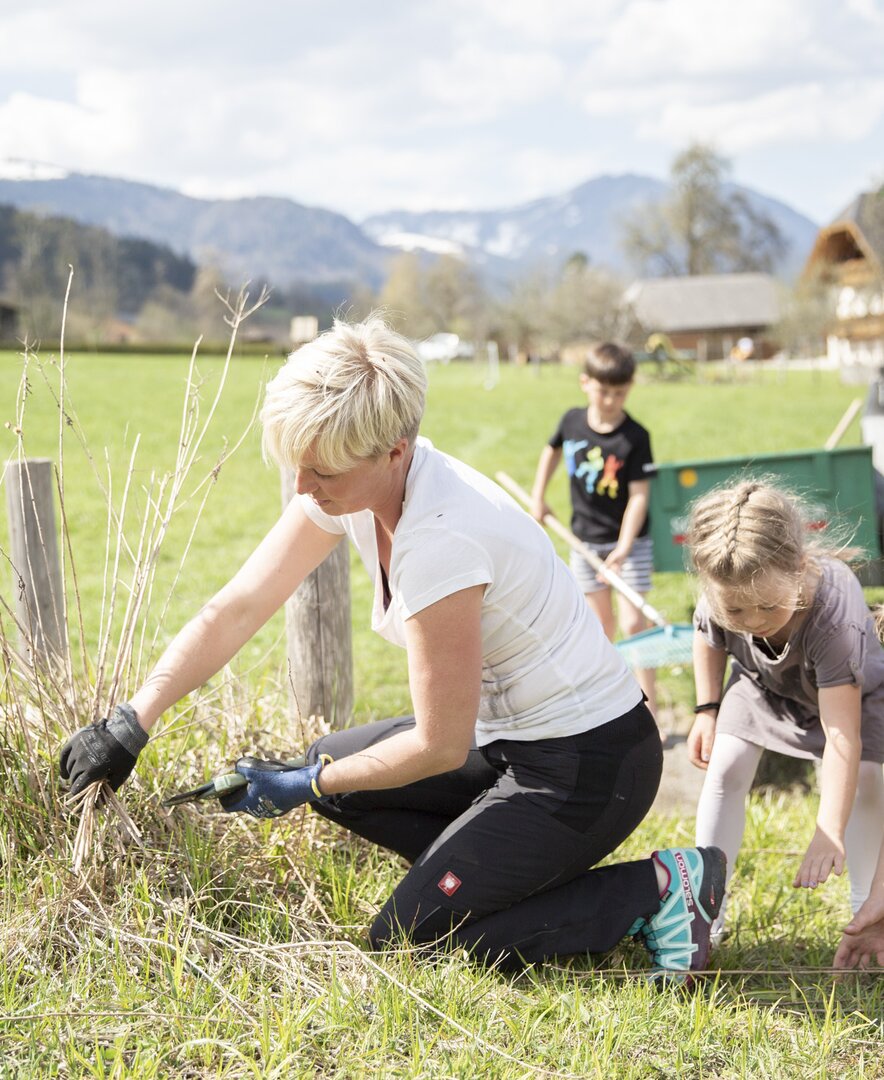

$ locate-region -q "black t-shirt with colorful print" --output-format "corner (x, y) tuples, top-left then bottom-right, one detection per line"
(549, 408), (653, 545)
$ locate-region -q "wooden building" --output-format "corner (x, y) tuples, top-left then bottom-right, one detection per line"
(0, 297), (18, 342)
(803, 190), (884, 374)
(622, 272), (781, 361)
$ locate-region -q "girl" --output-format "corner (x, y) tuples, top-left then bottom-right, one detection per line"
(685, 480), (884, 937)
(835, 606), (884, 969)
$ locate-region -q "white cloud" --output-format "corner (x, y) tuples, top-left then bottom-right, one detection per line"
(575, 0), (884, 163)
(446, 0), (624, 43)
(645, 79), (884, 151)
(0, 0), (882, 222)
(0, 85), (139, 171)
(419, 42), (565, 121)
(587, 0), (812, 79)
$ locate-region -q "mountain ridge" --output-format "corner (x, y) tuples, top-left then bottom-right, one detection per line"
(0, 166), (819, 288)
(362, 172), (818, 280)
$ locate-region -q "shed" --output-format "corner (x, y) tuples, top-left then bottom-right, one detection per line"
(0, 297), (19, 342)
(623, 272), (781, 361)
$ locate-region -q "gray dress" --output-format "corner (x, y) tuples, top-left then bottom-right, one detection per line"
(694, 557), (884, 762)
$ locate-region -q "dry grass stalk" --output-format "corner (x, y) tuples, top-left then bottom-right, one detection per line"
(67, 781), (103, 876)
(1, 279), (269, 879)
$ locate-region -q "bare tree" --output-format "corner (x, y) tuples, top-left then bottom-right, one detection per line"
(545, 254), (627, 345)
(622, 143), (787, 276)
(378, 252), (489, 341)
(773, 273), (833, 358)
(494, 269), (551, 356)
(378, 253), (434, 338)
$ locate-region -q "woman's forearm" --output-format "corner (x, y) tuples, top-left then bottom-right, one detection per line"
(129, 593), (263, 731)
(128, 500), (341, 732)
(317, 728), (467, 795)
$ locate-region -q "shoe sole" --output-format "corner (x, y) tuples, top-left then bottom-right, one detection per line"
(698, 845), (727, 924)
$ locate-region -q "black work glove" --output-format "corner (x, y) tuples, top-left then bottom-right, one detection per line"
(59, 703), (149, 795)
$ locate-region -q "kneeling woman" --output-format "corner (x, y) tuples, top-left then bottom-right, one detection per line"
(60, 316), (723, 981)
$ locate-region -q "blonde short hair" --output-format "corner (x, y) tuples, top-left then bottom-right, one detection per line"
(261, 314), (427, 472)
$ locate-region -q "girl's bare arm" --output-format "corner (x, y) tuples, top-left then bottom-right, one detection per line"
(686, 631), (727, 769)
(793, 682), (862, 889)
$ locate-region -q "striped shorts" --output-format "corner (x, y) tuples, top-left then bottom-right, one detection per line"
(569, 534), (654, 595)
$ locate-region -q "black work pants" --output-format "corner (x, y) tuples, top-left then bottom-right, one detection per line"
(306, 701), (663, 968)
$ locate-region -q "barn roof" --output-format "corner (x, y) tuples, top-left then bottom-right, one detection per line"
(804, 190), (884, 276)
(623, 272), (780, 333)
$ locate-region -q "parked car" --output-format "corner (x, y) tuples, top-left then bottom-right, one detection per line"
(415, 333), (475, 363)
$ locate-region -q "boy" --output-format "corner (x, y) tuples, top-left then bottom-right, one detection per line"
(531, 342), (656, 715)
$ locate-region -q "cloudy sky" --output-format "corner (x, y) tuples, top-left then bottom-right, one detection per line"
(1, 0), (883, 226)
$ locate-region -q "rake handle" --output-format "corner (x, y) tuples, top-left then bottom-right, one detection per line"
(495, 471), (668, 629)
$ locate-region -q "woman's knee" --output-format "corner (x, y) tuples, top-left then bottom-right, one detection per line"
(368, 895), (455, 952)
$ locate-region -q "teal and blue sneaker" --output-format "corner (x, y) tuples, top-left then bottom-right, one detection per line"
(635, 846), (726, 986)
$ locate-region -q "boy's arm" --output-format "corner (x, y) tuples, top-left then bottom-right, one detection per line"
(603, 478), (649, 572)
(530, 444), (562, 523)
(794, 682), (862, 889)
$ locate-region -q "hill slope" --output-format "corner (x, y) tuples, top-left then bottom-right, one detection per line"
(362, 173), (818, 280)
(0, 168), (819, 287)
(0, 172), (390, 289)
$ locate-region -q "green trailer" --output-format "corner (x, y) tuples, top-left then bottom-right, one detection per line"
(646, 444), (882, 574)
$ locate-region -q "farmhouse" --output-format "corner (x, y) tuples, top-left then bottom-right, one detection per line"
(803, 189), (884, 373)
(622, 272), (781, 361)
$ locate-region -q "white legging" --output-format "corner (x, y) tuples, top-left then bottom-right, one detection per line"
(695, 732), (884, 918)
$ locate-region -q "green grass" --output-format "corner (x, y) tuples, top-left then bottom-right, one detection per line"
(2, 348), (883, 1077)
(2, 351), (872, 716)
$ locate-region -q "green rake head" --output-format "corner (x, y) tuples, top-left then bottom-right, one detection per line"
(615, 623), (694, 669)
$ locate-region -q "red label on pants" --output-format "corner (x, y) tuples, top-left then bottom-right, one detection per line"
(438, 871), (462, 896)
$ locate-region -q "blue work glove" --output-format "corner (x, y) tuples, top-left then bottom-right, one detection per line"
(219, 755), (328, 818)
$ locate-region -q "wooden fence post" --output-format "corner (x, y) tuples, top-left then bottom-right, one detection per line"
(4, 458), (69, 665)
(281, 470), (353, 730)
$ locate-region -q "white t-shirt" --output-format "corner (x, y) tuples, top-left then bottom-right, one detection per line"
(300, 439), (641, 746)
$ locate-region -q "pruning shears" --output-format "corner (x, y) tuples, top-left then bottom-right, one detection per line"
(162, 754), (307, 808)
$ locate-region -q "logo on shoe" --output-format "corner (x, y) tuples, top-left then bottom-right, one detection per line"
(675, 852), (695, 912)
(438, 871), (462, 896)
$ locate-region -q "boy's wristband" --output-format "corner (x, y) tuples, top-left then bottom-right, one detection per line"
(693, 701), (721, 715)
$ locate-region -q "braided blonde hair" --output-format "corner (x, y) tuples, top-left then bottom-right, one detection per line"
(685, 480), (838, 623)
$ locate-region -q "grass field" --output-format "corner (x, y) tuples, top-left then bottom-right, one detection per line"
(2, 346), (884, 1078)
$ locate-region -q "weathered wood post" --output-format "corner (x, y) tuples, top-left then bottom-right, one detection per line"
(281, 470), (353, 729)
(4, 458), (68, 665)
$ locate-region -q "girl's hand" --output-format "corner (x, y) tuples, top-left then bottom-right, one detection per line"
(834, 892), (884, 968)
(686, 713), (716, 770)
(794, 827), (846, 889)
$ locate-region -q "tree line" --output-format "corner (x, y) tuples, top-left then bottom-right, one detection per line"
(0, 204), (197, 343)
(1, 145), (823, 355)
